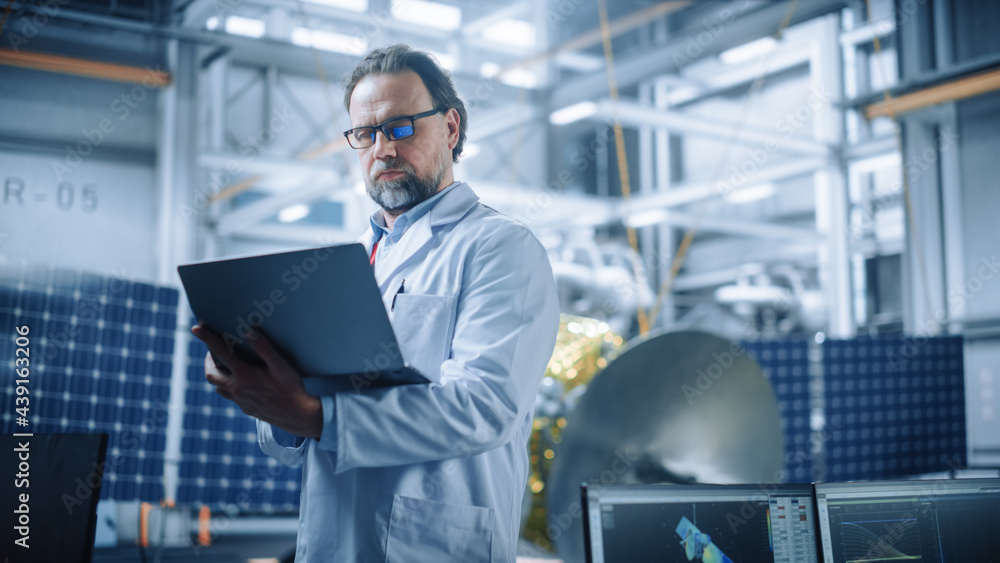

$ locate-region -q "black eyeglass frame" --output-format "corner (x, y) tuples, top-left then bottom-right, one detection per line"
(343, 108), (445, 149)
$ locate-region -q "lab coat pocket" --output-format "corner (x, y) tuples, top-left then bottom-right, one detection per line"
(385, 494), (494, 563)
(390, 293), (455, 382)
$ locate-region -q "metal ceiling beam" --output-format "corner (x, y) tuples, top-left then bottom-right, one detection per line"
(226, 223), (356, 245)
(213, 181), (345, 236)
(498, 0), (690, 79)
(650, 211), (822, 240)
(180, 0), (221, 29)
(462, 2), (530, 37)
(199, 152), (336, 177)
(591, 99), (831, 156)
(550, 0), (846, 109)
(0, 48), (171, 85)
(632, 158), (828, 211)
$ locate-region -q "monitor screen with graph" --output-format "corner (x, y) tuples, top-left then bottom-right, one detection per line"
(581, 483), (819, 563)
(814, 478), (1000, 563)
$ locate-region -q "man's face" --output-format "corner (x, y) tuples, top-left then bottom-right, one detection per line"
(348, 71), (459, 215)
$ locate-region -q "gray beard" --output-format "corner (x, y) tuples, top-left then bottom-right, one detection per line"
(365, 159), (445, 215)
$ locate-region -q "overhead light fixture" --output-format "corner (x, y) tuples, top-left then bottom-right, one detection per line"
(426, 50), (455, 71)
(392, 0), (461, 31)
(497, 68), (537, 89)
(291, 28), (366, 55)
(462, 142), (481, 159)
(719, 36), (777, 65)
(481, 19), (535, 49)
(206, 16), (220, 30)
(225, 16), (266, 38)
(549, 101), (598, 125)
(725, 183), (776, 204)
(480, 61), (501, 79)
(278, 204), (310, 223)
(625, 208), (669, 228)
(303, 0), (368, 11)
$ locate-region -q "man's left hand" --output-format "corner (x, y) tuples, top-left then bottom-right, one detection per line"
(192, 324), (323, 440)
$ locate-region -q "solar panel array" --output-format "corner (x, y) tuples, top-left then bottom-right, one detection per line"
(176, 338), (302, 511)
(0, 263), (175, 501)
(0, 261), (969, 506)
(740, 338), (815, 484)
(823, 335), (966, 481)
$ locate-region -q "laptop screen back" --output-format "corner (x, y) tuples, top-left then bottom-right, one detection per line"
(581, 483), (819, 563)
(815, 478), (1000, 563)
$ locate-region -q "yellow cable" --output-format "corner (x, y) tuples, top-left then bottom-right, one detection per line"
(597, 0), (650, 335)
(648, 0), (800, 329)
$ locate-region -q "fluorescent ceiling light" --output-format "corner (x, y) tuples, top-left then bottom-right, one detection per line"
(206, 16), (219, 30)
(481, 19), (535, 48)
(719, 36), (777, 65)
(291, 28), (366, 55)
(427, 50), (455, 71)
(392, 0), (461, 31)
(725, 183), (776, 204)
(225, 16), (266, 38)
(549, 101), (598, 125)
(303, 0), (368, 11)
(625, 208), (668, 228)
(497, 67), (537, 89)
(278, 204), (310, 223)
(462, 142), (481, 159)
(480, 61), (501, 79)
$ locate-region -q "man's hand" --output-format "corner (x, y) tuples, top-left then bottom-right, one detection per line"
(192, 324), (323, 440)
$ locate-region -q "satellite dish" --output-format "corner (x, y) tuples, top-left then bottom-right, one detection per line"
(546, 330), (785, 562)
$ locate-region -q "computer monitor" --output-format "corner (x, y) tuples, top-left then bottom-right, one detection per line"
(0, 433), (109, 563)
(581, 483), (819, 563)
(815, 478), (1000, 563)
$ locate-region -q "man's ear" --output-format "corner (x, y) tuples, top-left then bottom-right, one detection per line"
(444, 108), (461, 151)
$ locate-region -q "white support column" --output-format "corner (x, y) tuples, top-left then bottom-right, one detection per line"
(653, 75), (675, 329)
(812, 13), (855, 339)
(156, 39), (201, 505)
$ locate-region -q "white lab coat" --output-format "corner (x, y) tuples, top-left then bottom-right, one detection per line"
(257, 183), (560, 562)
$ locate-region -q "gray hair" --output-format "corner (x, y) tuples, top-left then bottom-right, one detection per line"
(342, 44), (468, 163)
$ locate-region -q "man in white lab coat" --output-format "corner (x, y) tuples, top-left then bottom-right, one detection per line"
(194, 44), (560, 562)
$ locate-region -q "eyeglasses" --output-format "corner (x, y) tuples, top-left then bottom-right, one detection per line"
(343, 108), (444, 149)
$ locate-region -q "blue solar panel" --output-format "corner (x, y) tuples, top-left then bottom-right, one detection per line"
(740, 338), (814, 484)
(0, 266), (176, 502)
(823, 335), (966, 481)
(176, 338), (301, 511)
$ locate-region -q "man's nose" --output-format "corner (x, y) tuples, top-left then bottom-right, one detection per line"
(371, 129), (396, 159)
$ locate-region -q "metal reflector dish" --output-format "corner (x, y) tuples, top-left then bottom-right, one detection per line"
(546, 330), (784, 562)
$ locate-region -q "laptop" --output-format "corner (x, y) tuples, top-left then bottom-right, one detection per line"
(581, 483), (820, 563)
(815, 478), (1000, 563)
(0, 433), (109, 563)
(178, 244), (429, 394)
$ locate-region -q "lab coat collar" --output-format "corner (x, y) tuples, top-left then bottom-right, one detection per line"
(358, 182), (479, 283)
